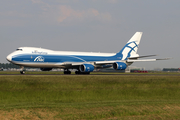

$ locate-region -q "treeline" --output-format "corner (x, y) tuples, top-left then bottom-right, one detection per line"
(0, 63), (20, 69)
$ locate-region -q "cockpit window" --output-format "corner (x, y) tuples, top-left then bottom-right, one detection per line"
(16, 49), (23, 51)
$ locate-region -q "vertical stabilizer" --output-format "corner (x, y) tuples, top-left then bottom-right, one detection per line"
(115, 32), (143, 60)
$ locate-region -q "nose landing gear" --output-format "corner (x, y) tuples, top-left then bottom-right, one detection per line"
(20, 70), (25, 74)
(20, 66), (25, 74)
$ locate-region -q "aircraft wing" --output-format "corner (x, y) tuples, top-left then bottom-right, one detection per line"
(128, 55), (157, 59)
(55, 57), (170, 69)
(91, 58), (169, 64)
(57, 57), (170, 66)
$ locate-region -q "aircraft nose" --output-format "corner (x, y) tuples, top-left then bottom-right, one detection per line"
(6, 55), (12, 62)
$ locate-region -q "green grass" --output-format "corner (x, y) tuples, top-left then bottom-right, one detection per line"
(0, 74), (180, 119)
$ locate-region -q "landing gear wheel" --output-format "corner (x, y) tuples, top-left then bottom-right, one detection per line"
(64, 70), (71, 74)
(20, 70), (25, 74)
(75, 71), (80, 74)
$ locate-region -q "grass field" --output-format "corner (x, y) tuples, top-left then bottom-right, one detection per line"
(0, 72), (180, 119)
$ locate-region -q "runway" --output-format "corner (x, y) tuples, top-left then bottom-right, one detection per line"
(0, 73), (180, 76)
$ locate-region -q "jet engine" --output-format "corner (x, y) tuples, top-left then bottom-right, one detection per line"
(113, 62), (127, 70)
(79, 64), (94, 72)
(40, 68), (53, 71)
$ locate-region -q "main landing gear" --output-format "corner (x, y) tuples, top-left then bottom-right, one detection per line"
(63, 69), (90, 75)
(64, 69), (71, 74)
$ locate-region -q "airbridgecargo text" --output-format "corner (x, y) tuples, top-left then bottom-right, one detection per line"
(32, 51), (47, 55)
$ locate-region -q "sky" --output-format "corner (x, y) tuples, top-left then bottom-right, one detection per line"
(0, 0), (180, 70)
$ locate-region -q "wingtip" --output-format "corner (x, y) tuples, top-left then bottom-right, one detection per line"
(156, 58), (172, 60)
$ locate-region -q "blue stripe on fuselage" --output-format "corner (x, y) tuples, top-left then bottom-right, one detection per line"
(11, 54), (121, 63)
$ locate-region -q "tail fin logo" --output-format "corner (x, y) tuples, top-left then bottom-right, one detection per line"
(121, 41), (139, 60)
(34, 56), (45, 62)
(126, 41), (139, 52)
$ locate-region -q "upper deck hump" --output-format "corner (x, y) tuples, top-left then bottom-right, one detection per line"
(18, 47), (116, 57)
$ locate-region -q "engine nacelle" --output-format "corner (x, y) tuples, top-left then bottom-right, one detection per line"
(79, 64), (94, 72)
(113, 62), (127, 70)
(40, 68), (53, 71)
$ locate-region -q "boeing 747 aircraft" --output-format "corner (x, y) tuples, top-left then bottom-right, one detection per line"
(6, 32), (168, 74)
